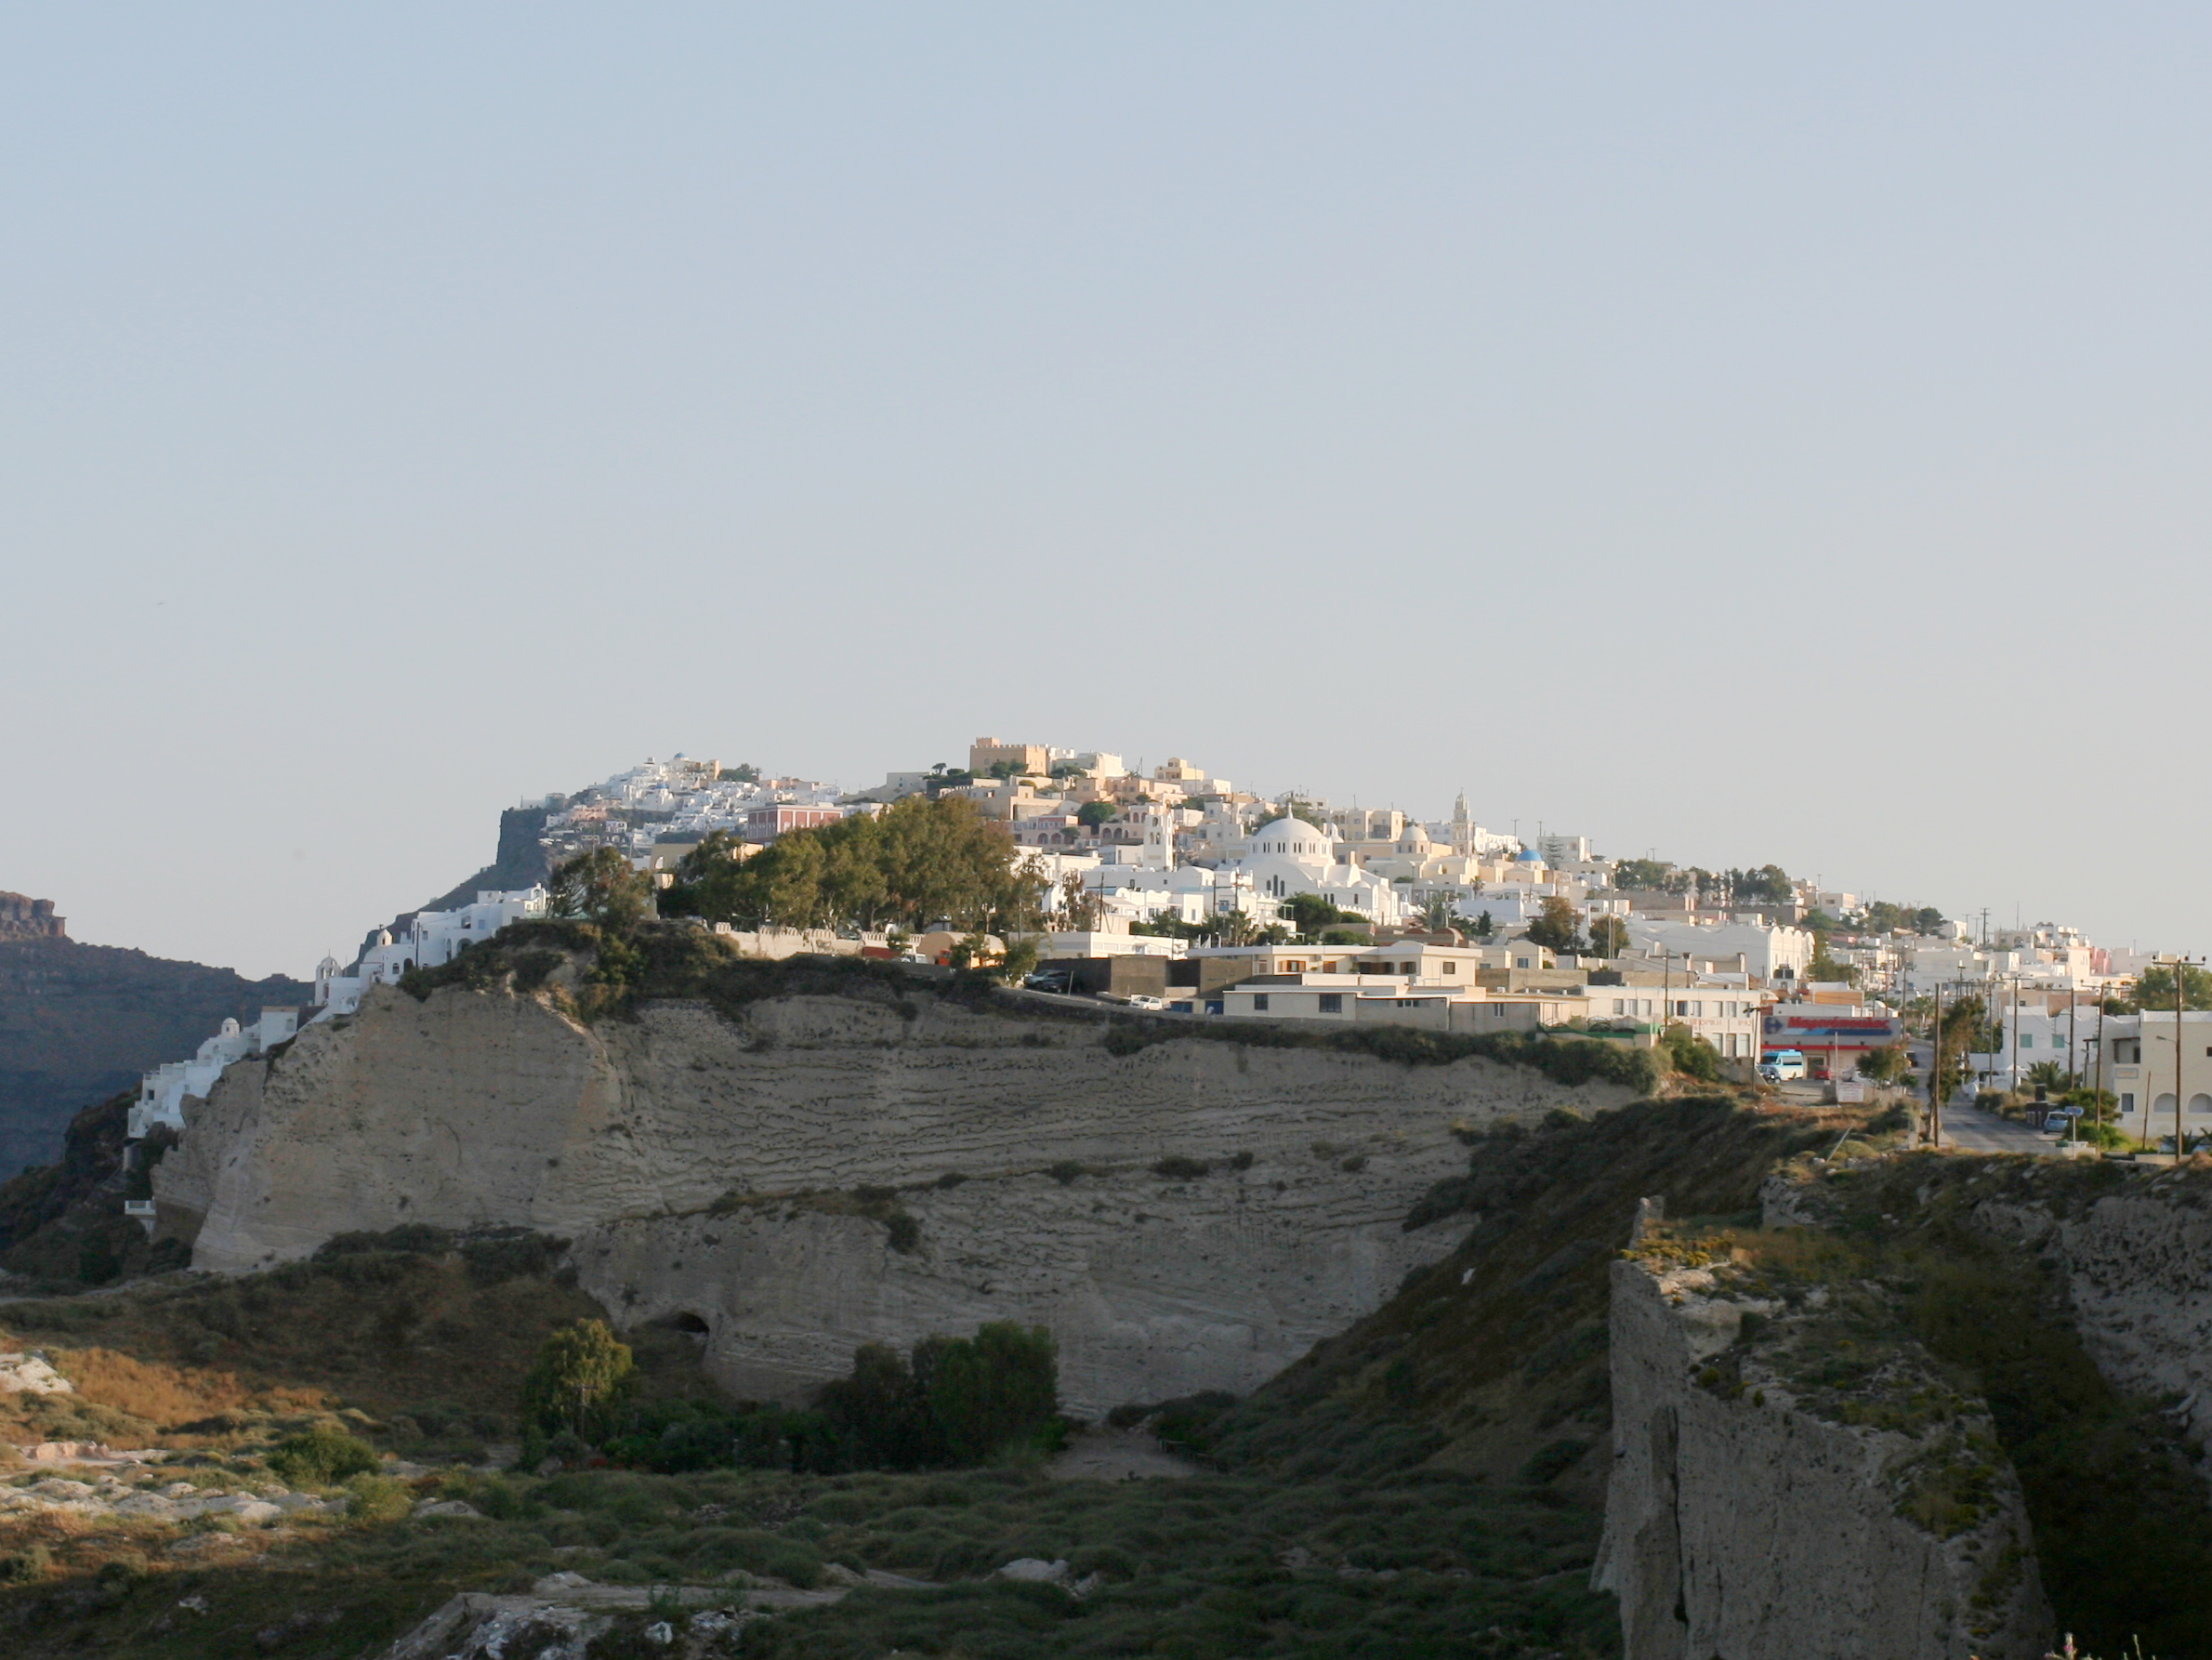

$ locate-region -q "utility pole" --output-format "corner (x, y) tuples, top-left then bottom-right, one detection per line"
(2008, 974), (2021, 1098)
(1929, 980), (1945, 1147)
(2093, 988), (2107, 1143)
(2152, 955), (2205, 1159)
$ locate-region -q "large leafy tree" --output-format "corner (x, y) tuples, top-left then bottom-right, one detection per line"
(1522, 896), (1587, 954)
(2127, 963), (2212, 1012)
(549, 848), (653, 930)
(664, 797), (1041, 935)
(522, 1319), (636, 1440)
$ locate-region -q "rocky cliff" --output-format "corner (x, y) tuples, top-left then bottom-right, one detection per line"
(154, 959), (1639, 1416)
(1595, 1245), (2053, 1658)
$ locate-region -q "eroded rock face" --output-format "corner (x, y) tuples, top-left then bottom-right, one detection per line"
(158, 980), (1636, 1413)
(1971, 1178), (2212, 1439)
(1594, 1256), (2052, 1660)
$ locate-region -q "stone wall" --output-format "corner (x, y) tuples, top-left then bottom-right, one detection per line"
(156, 979), (1639, 1416)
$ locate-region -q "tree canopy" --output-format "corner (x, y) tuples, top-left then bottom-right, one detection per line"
(1727, 864), (1793, 905)
(523, 1319), (636, 1440)
(1861, 901), (1947, 936)
(661, 797), (1045, 934)
(2126, 963), (2212, 1012)
(1522, 896), (1587, 954)
(549, 848), (654, 931)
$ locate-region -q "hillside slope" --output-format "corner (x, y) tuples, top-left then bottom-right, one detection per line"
(0, 934), (309, 1179)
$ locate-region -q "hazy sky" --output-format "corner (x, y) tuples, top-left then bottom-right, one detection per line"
(7, 6), (2209, 978)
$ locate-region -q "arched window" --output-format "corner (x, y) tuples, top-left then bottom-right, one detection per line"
(2154, 1093), (2179, 1117)
(2190, 1094), (2212, 1115)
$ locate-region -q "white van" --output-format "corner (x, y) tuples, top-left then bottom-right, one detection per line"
(1759, 1049), (1808, 1083)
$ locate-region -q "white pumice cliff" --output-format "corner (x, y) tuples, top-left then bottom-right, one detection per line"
(1595, 1253), (2053, 1660)
(153, 977), (1637, 1416)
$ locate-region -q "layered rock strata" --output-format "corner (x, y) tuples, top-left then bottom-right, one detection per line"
(156, 979), (1635, 1415)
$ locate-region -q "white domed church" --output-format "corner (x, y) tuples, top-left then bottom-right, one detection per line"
(1232, 816), (1406, 926)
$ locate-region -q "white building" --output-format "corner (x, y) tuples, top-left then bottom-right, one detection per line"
(1622, 918), (1813, 983)
(312, 888), (551, 1021)
(131, 1008), (299, 1139)
(1228, 817), (1406, 927)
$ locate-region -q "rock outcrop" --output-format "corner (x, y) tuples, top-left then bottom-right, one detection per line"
(157, 974), (1638, 1416)
(1595, 1250), (2053, 1659)
(0, 893), (64, 942)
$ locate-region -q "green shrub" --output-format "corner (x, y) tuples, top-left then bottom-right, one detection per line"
(1152, 1156), (1211, 1180)
(268, 1426), (380, 1488)
(346, 1473), (415, 1522)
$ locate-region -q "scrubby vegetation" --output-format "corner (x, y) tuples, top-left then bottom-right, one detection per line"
(534, 1320), (1069, 1479)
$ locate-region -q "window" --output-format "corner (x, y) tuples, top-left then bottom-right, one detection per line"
(1319, 994), (1342, 1013)
(1401, 962), (1415, 974)
(1252, 994), (1270, 1011)
(1613, 999), (1626, 1016)
(2122, 1093), (2137, 1113)
(1442, 962), (1456, 975)
(1674, 1000), (1689, 1017)
(2019, 1034), (2034, 1048)
(2117, 1039), (2142, 1063)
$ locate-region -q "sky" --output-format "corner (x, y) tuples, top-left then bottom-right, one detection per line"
(5, 6), (2210, 979)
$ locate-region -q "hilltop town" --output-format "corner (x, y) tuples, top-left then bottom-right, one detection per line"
(100, 734), (2171, 1162)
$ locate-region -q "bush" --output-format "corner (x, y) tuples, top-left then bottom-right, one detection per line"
(1152, 1156), (1211, 1180)
(345, 1473), (415, 1522)
(1661, 1023), (1723, 1083)
(268, 1427), (380, 1488)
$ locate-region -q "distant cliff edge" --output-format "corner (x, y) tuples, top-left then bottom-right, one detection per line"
(0, 896), (310, 1179)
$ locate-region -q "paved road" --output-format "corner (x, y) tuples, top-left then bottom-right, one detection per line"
(1935, 1098), (2063, 1155)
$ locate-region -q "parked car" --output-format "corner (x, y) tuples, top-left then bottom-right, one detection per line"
(1023, 969), (1074, 994)
(1125, 995), (1168, 1011)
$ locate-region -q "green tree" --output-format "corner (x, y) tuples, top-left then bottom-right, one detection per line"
(1857, 1043), (1908, 1084)
(549, 848), (653, 931)
(662, 831), (757, 922)
(760, 832), (829, 928)
(523, 1319), (636, 1442)
(1661, 1023), (1722, 1082)
(814, 1343), (941, 1469)
(1613, 858), (1672, 890)
(2127, 963), (2212, 1012)
(1522, 896), (1587, 954)
(997, 940), (1041, 984)
(915, 1322), (1059, 1465)
(1415, 894), (1463, 934)
(1587, 916), (1628, 956)
(1729, 864), (1793, 905)
(1282, 893), (1351, 937)
(1473, 911), (1494, 939)
(1075, 800), (1118, 828)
